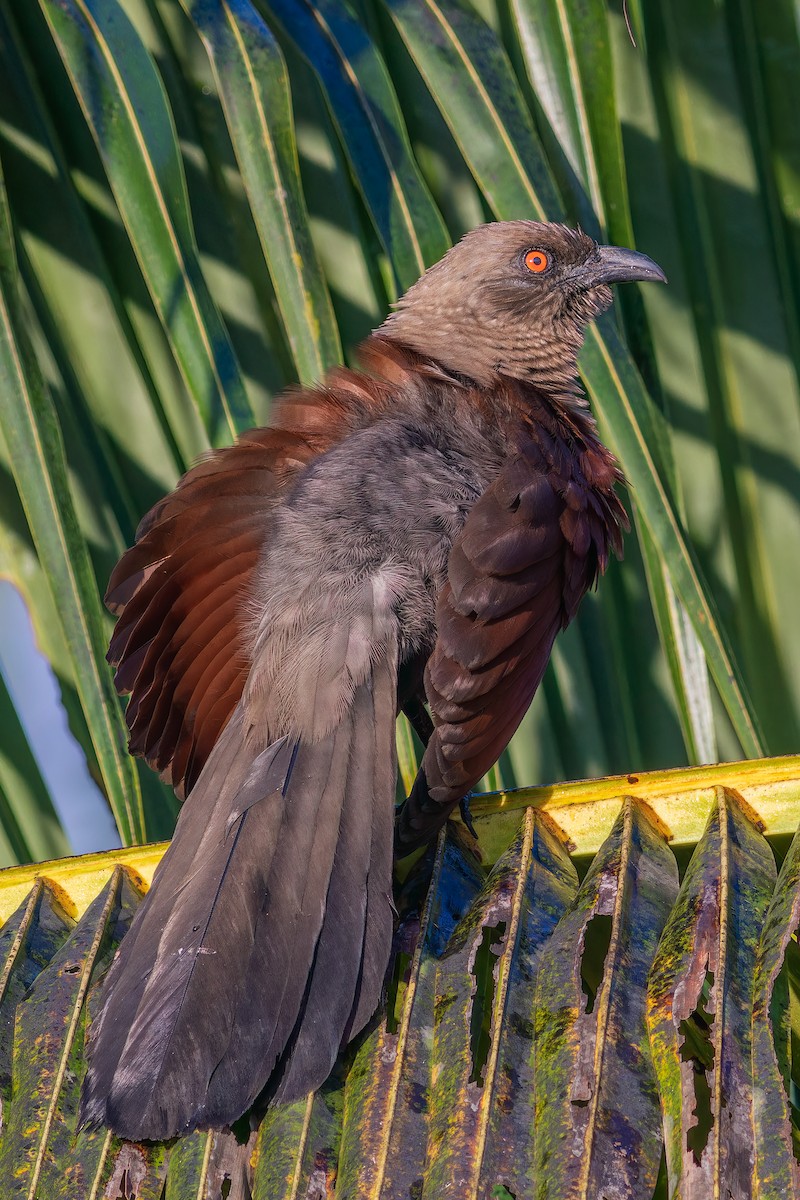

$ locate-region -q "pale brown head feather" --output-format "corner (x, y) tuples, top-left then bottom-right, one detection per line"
(380, 221), (661, 394)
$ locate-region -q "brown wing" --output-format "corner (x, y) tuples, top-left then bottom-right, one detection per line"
(397, 431), (627, 850)
(106, 343), (414, 800)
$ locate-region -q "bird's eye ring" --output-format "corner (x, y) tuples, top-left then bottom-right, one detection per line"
(524, 248), (550, 274)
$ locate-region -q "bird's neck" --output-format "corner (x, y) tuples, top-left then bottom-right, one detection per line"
(378, 311), (585, 399)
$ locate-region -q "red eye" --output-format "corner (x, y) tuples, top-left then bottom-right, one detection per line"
(524, 249), (549, 273)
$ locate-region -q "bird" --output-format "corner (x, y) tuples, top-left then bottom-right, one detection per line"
(80, 220), (665, 1142)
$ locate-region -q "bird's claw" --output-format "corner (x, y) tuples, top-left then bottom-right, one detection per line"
(459, 793), (478, 840)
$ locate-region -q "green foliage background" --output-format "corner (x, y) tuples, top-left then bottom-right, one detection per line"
(0, 0), (798, 860)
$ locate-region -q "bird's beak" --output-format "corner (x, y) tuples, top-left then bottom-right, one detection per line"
(586, 244), (667, 287)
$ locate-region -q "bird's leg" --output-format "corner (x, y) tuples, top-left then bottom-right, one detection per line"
(401, 695), (434, 747)
(397, 693), (482, 857)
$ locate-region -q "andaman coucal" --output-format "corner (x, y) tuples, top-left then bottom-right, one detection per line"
(80, 221), (665, 1141)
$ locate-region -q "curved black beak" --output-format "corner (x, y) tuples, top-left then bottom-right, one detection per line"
(588, 244), (667, 287)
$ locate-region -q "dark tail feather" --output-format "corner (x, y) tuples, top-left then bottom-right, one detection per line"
(273, 653), (397, 1101)
(79, 713), (260, 1119)
(341, 650), (397, 1038)
(202, 714), (355, 1117)
(81, 660), (396, 1141)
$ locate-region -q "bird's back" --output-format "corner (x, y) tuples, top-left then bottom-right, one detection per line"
(104, 336), (507, 796)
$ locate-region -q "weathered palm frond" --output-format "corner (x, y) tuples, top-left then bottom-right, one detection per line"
(1, 758), (799, 1198)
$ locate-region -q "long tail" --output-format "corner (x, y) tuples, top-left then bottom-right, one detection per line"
(80, 658), (397, 1141)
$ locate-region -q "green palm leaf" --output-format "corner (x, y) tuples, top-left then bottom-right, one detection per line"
(0, 169), (144, 845)
(0, 0), (794, 866)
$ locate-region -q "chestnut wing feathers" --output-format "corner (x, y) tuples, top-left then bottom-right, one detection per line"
(398, 432), (626, 848)
(105, 381), (392, 798)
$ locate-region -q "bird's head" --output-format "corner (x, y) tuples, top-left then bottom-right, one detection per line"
(380, 221), (665, 392)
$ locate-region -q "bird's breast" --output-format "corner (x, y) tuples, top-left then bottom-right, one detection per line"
(249, 412), (508, 685)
